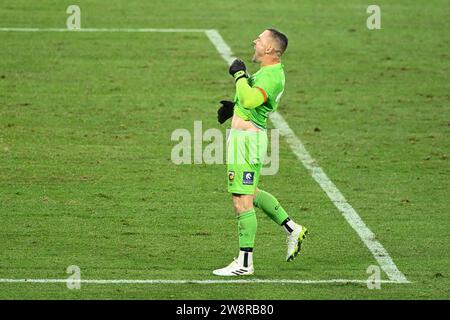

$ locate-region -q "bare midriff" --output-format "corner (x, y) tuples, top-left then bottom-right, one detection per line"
(231, 115), (260, 132)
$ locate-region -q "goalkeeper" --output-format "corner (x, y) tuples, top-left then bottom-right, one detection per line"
(213, 29), (308, 276)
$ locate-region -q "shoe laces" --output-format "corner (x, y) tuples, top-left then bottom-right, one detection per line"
(286, 236), (296, 245)
(286, 231), (299, 246)
(228, 258), (239, 267)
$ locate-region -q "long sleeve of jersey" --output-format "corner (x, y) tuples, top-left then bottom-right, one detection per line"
(235, 78), (267, 109)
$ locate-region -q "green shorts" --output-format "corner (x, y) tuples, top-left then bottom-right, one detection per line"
(226, 128), (268, 195)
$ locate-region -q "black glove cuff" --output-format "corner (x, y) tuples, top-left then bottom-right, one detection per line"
(234, 74), (248, 82)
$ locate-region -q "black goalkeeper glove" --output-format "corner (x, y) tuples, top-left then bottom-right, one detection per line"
(217, 100), (235, 124)
(229, 59), (248, 82)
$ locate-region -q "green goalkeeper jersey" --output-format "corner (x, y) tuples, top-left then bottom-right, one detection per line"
(234, 63), (285, 129)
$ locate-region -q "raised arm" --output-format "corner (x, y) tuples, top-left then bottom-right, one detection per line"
(229, 59), (267, 109)
(235, 77), (266, 109)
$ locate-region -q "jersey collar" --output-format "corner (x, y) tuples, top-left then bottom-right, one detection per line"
(260, 62), (283, 70)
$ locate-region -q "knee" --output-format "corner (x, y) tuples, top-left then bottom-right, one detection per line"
(232, 194), (253, 214)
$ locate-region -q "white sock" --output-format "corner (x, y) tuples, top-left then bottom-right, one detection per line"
(282, 218), (299, 235)
(238, 250), (253, 268)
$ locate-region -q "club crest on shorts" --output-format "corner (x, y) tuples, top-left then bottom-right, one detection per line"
(243, 171), (254, 185)
(228, 171), (235, 181)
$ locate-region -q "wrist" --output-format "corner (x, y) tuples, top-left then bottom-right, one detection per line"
(233, 70), (247, 82)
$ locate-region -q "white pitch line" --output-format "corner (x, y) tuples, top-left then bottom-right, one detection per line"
(0, 278), (407, 285)
(268, 113), (409, 283)
(0, 27), (207, 33)
(0, 26), (409, 284)
(206, 30), (409, 284)
(205, 29), (235, 65)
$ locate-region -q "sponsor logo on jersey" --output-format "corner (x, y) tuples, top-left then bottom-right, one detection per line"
(243, 171), (254, 185)
(228, 171), (235, 181)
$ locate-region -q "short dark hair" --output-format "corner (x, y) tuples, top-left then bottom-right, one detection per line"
(267, 28), (288, 56)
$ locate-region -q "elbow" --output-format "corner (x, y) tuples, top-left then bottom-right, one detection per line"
(241, 97), (258, 109)
(241, 98), (252, 109)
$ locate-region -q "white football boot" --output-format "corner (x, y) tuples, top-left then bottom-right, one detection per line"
(213, 251), (254, 276)
(286, 224), (308, 262)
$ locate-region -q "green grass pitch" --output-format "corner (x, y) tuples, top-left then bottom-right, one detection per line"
(0, 0), (449, 299)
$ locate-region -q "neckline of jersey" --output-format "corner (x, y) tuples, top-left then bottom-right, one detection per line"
(260, 62), (283, 70)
